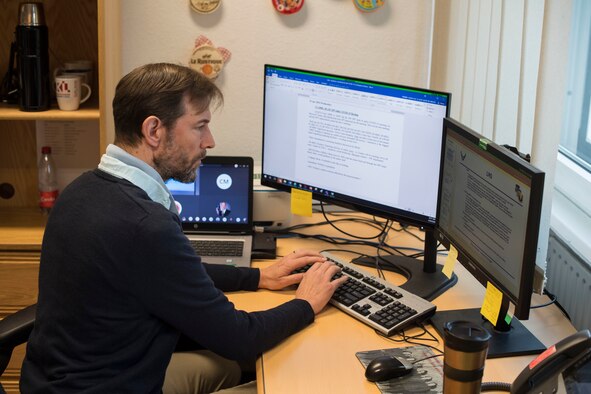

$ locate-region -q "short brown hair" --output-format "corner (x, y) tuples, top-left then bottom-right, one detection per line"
(112, 63), (223, 146)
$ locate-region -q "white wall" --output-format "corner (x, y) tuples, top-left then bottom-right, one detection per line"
(117, 0), (434, 164)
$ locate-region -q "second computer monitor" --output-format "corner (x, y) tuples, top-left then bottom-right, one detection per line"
(431, 117), (546, 358)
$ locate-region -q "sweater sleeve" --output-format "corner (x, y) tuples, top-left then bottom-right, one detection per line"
(128, 212), (315, 361)
(202, 263), (260, 292)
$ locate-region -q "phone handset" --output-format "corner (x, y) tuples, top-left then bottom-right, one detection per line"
(510, 329), (591, 394)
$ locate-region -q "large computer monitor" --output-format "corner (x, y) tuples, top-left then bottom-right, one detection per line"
(430, 117), (546, 358)
(261, 64), (455, 300)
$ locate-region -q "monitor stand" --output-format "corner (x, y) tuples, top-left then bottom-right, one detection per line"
(351, 229), (457, 301)
(430, 307), (546, 358)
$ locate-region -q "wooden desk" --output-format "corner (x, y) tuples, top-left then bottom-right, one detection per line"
(228, 218), (576, 394)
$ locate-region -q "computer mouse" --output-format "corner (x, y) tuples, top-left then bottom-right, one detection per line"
(365, 355), (414, 382)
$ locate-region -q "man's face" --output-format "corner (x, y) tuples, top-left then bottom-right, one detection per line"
(154, 97), (215, 183)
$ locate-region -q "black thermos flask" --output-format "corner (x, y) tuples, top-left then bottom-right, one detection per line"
(16, 2), (50, 111)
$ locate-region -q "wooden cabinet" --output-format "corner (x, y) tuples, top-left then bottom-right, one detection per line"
(0, 1), (119, 391)
(0, 0), (121, 245)
(0, 0), (102, 215)
(0, 0), (122, 244)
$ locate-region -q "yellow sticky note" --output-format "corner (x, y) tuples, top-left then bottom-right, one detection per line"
(442, 244), (458, 279)
(480, 281), (503, 326)
(291, 188), (312, 217)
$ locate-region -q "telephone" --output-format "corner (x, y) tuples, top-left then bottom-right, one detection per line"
(509, 329), (591, 393)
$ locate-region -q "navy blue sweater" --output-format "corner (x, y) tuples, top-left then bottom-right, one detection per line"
(21, 169), (314, 393)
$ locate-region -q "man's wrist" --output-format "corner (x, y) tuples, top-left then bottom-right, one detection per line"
(257, 267), (267, 289)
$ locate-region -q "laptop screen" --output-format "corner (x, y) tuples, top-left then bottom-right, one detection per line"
(166, 156), (253, 233)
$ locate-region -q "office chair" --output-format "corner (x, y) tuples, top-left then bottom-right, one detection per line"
(0, 304), (36, 392)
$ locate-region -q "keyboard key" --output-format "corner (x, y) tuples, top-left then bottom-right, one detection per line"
(189, 240), (244, 257)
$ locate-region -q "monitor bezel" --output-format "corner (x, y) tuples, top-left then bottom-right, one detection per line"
(261, 64), (452, 230)
(435, 117), (545, 319)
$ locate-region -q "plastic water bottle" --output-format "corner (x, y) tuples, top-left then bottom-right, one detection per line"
(38, 146), (58, 213)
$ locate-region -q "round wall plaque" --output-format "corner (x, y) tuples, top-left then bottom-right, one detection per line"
(190, 0), (221, 14)
(271, 0), (304, 15)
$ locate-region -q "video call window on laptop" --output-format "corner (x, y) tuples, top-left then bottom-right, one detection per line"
(165, 156), (254, 267)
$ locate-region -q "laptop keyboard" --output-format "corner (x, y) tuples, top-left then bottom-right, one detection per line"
(189, 240), (244, 257)
(295, 252), (436, 336)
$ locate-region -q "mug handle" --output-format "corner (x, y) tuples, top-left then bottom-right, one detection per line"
(80, 83), (92, 104)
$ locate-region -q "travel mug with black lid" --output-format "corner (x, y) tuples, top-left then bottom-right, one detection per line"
(443, 320), (491, 394)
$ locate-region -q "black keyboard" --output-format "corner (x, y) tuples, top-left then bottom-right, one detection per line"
(189, 240), (244, 257)
(296, 252), (436, 336)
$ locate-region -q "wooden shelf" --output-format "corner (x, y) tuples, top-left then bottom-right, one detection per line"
(0, 208), (46, 252)
(0, 103), (100, 121)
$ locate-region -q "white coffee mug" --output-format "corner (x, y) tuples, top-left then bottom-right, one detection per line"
(55, 75), (91, 111)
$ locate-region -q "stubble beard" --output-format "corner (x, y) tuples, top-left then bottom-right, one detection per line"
(154, 137), (205, 183)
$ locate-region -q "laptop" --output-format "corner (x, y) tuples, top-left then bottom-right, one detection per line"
(166, 156), (254, 267)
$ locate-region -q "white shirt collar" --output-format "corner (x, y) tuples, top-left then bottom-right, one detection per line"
(98, 144), (177, 213)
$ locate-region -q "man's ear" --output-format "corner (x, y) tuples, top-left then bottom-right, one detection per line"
(141, 116), (164, 148)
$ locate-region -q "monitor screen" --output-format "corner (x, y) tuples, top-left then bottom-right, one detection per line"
(165, 156), (253, 233)
(431, 117), (546, 358)
(261, 65), (451, 229)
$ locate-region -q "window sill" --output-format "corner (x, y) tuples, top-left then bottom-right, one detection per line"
(551, 153), (591, 264)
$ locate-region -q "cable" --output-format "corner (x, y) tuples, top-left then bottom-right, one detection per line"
(374, 323), (443, 355)
(531, 291), (557, 309)
(319, 201), (389, 240)
(281, 229), (419, 261)
(531, 289), (572, 322)
(372, 220), (394, 279)
(275, 216), (386, 235)
(402, 226), (425, 242)
(320, 248), (374, 260)
(412, 353), (444, 364)
(276, 210), (427, 261)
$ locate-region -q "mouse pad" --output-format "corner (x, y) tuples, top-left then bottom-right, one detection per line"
(356, 345), (443, 393)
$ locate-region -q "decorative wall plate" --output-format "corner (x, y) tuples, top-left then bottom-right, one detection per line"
(352, 0), (384, 12)
(190, 0), (221, 14)
(272, 0), (304, 15)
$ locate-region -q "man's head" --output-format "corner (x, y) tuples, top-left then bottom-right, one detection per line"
(112, 63), (223, 182)
(113, 63), (222, 146)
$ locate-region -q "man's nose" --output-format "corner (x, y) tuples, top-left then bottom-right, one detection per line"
(203, 128), (215, 149)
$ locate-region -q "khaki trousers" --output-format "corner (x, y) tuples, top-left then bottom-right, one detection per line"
(163, 350), (257, 394)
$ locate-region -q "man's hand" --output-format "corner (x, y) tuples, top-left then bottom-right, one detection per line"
(295, 262), (348, 314)
(258, 249), (327, 290)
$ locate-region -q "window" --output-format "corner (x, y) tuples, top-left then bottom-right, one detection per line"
(553, 0), (591, 263)
(561, 0), (591, 170)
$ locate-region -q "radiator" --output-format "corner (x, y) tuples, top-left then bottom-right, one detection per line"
(546, 230), (591, 330)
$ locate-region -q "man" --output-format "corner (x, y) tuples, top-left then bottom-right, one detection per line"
(216, 201), (231, 217)
(21, 63), (347, 393)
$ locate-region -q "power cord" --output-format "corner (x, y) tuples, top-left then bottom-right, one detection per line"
(374, 322), (443, 355)
(318, 201), (390, 240)
(531, 288), (571, 322)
